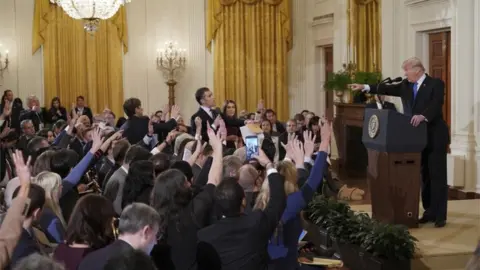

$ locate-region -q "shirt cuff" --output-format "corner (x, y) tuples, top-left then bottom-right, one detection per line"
(194, 134), (202, 141)
(283, 157), (292, 162)
(363, 84), (371, 92)
(423, 115), (428, 122)
(304, 156), (314, 165)
(0, 120), (4, 127)
(151, 147), (160, 155)
(143, 135), (152, 145)
(266, 168), (278, 176)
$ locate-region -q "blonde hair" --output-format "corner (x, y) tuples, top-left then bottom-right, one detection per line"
(402, 57), (426, 72)
(32, 172), (67, 227)
(32, 150), (55, 176)
(254, 160), (298, 210)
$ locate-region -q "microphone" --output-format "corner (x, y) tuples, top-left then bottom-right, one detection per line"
(391, 77), (403, 83)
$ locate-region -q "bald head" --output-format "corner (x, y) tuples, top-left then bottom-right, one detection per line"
(238, 164), (258, 192)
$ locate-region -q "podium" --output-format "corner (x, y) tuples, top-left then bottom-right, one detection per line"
(362, 109), (427, 228)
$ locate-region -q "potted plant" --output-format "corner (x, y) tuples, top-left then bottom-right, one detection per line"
(350, 71), (383, 103)
(324, 70), (352, 102)
(360, 223), (417, 270)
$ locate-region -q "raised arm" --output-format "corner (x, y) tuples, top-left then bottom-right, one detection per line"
(282, 119), (332, 222)
(350, 81), (404, 97)
(62, 128), (103, 195)
(189, 125), (223, 225)
(260, 161), (286, 234)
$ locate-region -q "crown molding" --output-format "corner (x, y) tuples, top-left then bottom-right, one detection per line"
(311, 14), (334, 27)
(405, 0), (448, 7)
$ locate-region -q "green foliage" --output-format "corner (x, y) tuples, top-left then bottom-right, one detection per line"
(354, 71), (382, 85)
(306, 195), (417, 261)
(324, 70), (352, 92)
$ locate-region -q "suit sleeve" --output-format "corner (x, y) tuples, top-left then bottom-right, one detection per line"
(153, 118), (177, 134)
(222, 115), (245, 128)
(367, 82), (403, 97)
(260, 172), (286, 235)
(422, 79), (445, 121)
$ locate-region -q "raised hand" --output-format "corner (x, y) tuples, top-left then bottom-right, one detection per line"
(194, 116), (202, 129)
(303, 130), (316, 158)
(252, 149), (272, 168)
(257, 99), (265, 112)
(207, 122), (222, 151)
(90, 128), (104, 153)
(291, 139), (305, 165)
(170, 105), (180, 119)
(12, 150), (32, 198)
(166, 130), (179, 143)
(213, 115), (222, 127)
(319, 116), (332, 152)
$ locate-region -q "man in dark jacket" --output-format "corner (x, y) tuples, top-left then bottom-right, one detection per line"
(121, 98), (178, 146)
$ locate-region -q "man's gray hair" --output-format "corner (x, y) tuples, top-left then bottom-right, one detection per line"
(402, 57), (426, 72)
(13, 254), (65, 270)
(20, 119), (33, 129)
(118, 202), (160, 234)
(26, 95), (39, 104)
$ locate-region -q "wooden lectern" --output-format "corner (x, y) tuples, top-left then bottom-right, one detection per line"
(362, 109), (427, 228)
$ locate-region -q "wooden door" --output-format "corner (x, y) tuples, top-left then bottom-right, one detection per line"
(429, 31), (451, 151)
(324, 46), (334, 120)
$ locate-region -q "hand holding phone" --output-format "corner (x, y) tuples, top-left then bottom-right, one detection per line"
(245, 135), (259, 160)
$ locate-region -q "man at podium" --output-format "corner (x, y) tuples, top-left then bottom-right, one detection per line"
(350, 57), (449, 228)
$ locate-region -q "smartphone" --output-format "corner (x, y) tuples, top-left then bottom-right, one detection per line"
(245, 135), (259, 160)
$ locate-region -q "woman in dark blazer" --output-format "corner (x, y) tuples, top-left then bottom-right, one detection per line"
(47, 97), (68, 126)
(222, 100), (242, 150)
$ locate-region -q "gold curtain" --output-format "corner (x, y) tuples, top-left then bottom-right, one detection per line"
(348, 0), (381, 72)
(206, 0), (292, 121)
(32, 0), (128, 117)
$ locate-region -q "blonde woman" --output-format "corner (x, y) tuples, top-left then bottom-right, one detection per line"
(254, 118), (332, 270)
(32, 171), (67, 243)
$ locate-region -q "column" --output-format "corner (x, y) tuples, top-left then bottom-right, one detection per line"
(288, 0), (308, 117)
(474, 0), (480, 193)
(449, 0), (476, 191)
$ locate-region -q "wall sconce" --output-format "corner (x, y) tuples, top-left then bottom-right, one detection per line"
(0, 43), (9, 79)
(156, 41), (187, 106)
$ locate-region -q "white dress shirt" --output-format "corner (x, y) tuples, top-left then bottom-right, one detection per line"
(201, 106), (213, 119)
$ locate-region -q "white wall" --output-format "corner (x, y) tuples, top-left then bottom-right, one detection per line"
(0, 0), (43, 103)
(124, 0), (214, 119)
(289, 0), (349, 117)
(382, 0), (480, 193)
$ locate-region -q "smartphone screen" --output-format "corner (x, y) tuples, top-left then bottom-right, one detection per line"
(245, 136), (259, 160)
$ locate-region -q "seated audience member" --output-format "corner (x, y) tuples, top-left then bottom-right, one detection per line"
(13, 254), (64, 270)
(19, 95), (46, 131)
(53, 194), (116, 270)
(33, 172), (67, 244)
(150, 126), (223, 270)
(103, 249), (157, 270)
(121, 160), (155, 208)
(196, 149), (286, 270)
(46, 97), (68, 126)
(9, 184), (46, 268)
(52, 120), (67, 137)
(78, 203), (160, 270)
(104, 145), (152, 215)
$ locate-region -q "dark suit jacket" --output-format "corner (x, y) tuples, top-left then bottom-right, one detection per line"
(78, 240), (134, 270)
(9, 229), (41, 269)
(46, 107), (68, 124)
(122, 115), (177, 145)
(73, 107), (93, 123)
(190, 108), (219, 142)
(19, 108), (46, 131)
(368, 75), (449, 150)
(196, 172), (286, 270)
(365, 100), (397, 111)
(273, 121), (286, 134)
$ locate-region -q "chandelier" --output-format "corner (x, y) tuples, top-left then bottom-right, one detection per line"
(50, 0), (131, 33)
